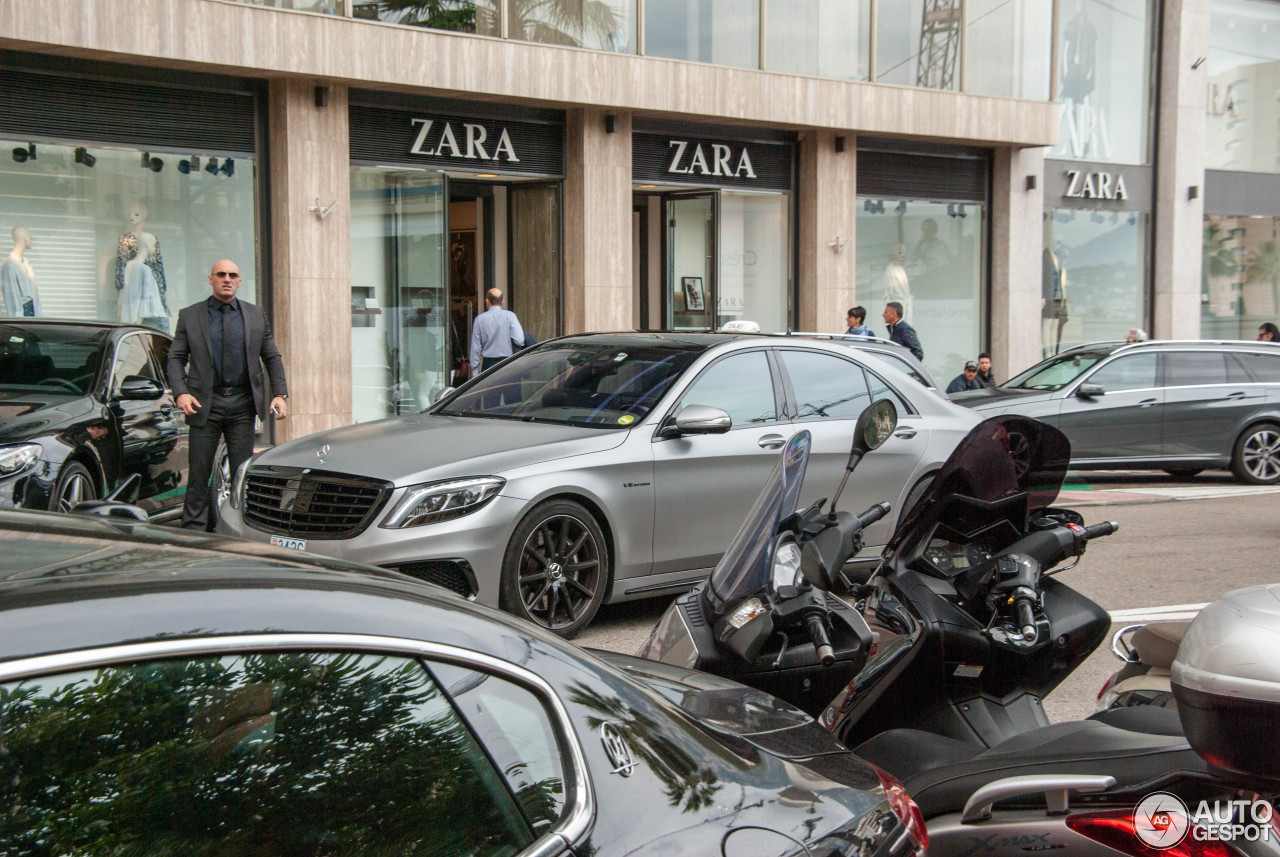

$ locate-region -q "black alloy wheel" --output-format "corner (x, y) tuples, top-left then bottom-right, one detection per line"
(1232, 423), (1280, 485)
(51, 461), (97, 513)
(501, 500), (609, 638)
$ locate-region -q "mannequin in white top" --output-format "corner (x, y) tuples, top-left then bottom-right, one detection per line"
(120, 232), (167, 327)
(2, 226), (42, 317)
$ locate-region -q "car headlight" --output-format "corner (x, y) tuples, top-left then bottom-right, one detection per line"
(0, 443), (41, 476)
(228, 457), (252, 510)
(381, 477), (505, 529)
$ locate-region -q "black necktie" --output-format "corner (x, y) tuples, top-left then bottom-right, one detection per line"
(220, 302), (233, 384)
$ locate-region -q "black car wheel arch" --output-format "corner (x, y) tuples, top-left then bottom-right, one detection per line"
(501, 499), (610, 639)
(1232, 422), (1280, 485)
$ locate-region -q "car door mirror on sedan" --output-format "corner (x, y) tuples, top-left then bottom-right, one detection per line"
(671, 404), (733, 436)
(1076, 383), (1106, 399)
(116, 376), (166, 401)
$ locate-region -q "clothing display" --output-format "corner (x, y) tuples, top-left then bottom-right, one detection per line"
(116, 231), (170, 330)
(1, 252), (41, 317)
(120, 257), (167, 326)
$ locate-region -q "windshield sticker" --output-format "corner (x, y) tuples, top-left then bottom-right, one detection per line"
(618, 414), (635, 425)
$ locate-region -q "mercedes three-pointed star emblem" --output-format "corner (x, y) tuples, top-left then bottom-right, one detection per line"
(317, 443), (330, 464)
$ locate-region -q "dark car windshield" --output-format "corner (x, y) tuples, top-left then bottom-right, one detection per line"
(436, 341), (703, 428)
(1004, 349), (1112, 391)
(0, 324), (107, 395)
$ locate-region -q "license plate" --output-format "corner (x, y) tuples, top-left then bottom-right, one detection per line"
(270, 535), (308, 551)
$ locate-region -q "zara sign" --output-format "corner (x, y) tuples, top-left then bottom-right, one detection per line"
(1064, 168), (1129, 201)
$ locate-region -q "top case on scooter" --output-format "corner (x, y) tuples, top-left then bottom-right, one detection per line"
(1172, 583), (1280, 780)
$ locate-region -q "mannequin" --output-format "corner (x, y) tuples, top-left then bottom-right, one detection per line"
(120, 232), (167, 328)
(882, 243), (912, 321)
(115, 202), (169, 331)
(2, 226), (42, 317)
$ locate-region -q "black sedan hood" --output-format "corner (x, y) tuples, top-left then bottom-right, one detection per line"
(0, 392), (95, 441)
(948, 386), (1051, 410)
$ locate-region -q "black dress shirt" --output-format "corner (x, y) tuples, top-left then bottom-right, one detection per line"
(208, 296), (248, 386)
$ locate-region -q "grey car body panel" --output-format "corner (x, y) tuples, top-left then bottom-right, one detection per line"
(958, 341), (1280, 469)
(220, 333), (979, 615)
(261, 413), (629, 486)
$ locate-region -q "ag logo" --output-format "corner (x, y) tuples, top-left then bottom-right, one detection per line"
(1134, 792), (1190, 849)
(599, 722), (636, 777)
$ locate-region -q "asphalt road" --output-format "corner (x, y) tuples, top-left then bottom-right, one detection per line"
(576, 469), (1280, 724)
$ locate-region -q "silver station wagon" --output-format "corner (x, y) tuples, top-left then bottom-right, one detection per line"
(218, 333), (978, 635)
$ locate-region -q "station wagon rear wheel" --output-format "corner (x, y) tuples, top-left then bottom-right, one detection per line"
(501, 500), (609, 638)
(1232, 423), (1280, 485)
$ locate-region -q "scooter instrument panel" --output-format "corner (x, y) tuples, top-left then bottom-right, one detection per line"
(923, 538), (993, 573)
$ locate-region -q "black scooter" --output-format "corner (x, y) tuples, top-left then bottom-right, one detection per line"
(641, 404), (1275, 857)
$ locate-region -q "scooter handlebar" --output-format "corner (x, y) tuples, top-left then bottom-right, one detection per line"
(857, 502), (893, 530)
(1015, 598), (1038, 643)
(806, 614), (836, 667)
(1082, 521), (1119, 541)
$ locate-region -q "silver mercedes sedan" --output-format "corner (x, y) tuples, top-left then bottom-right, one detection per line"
(218, 333), (979, 636)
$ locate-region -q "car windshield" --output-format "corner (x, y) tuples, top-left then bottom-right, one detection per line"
(0, 324), (107, 396)
(436, 341), (703, 428)
(1004, 349), (1111, 391)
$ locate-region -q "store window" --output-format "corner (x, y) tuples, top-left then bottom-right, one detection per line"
(875, 0), (961, 90)
(1, 140), (257, 332)
(1201, 214), (1280, 339)
(645, 0), (759, 69)
(349, 168), (448, 424)
(1041, 209), (1150, 355)
(719, 191), (789, 333)
(351, 0), (501, 35)
(235, 0), (337, 12)
(1049, 0), (1155, 165)
(855, 199), (984, 385)
(1206, 0), (1280, 173)
(766, 0), (869, 81)
(511, 0), (635, 51)
(964, 0), (1052, 100)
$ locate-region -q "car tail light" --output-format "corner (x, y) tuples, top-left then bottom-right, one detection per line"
(870, 763), (927, 855)
(1066, 809), (1232, 857)
(1097, 670), (1117, 701)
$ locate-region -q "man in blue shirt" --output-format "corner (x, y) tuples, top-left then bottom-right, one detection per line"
(882, 302), (923, 361)
(946, 360), (983, 395)
(845, 306), (873, 337)
(469, 288), (525, 377)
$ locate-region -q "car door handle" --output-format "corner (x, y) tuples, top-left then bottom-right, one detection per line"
(1227, 391), (1247, 400)
(1138, 398), (1159, 407)
(758, 434), (787, 449)
(893, 427), (918, 439)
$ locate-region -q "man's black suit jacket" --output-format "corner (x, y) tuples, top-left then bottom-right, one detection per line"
(165, 298), (288, 427)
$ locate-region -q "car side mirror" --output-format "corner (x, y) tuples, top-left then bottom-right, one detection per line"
(433, 386), (455, 404)
(118, 376), (165, 401)
(673, 404), (732, 435)
(1076, 383), (1106, 398)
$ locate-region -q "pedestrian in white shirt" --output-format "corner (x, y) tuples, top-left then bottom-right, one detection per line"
(469, 288), (525, 377)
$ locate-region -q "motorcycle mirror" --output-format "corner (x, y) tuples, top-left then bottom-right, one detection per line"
(854, 399), (898, 457)
(828, 399), (898, 514)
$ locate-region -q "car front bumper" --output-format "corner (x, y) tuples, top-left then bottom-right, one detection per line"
(216, 488), (525, 607)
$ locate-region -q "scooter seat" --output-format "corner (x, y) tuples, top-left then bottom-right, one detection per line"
(855, 720), (1208, 819)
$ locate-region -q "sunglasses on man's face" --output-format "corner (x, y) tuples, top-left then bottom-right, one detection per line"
(213, 271), (241, 280)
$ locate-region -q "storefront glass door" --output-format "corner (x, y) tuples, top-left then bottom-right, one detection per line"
(666, 194), (716, 330)
(349, 168), (448, 423)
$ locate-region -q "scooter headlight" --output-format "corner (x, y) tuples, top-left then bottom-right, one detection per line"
(771, 536), (803, 592)
(724, 597), (767, 632)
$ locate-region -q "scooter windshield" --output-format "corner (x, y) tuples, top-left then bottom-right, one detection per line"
(709, 431), (811, 607)
(885, 415), (1071, 554)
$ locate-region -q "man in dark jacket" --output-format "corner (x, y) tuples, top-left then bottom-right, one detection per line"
(946, 360), (983, 395)
(976, 352), (997, 388)
(882, 302), (923, 361)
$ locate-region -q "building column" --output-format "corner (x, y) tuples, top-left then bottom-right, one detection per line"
(1152, 0), (1209, 340)
(990, 146), (1045, 379)
(564, 109), (633, 333)
(267, 80), (353, 442)
(797, 131), (858, 333)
